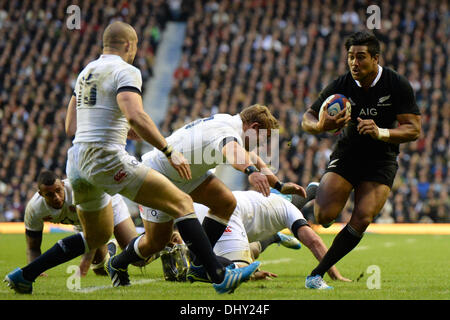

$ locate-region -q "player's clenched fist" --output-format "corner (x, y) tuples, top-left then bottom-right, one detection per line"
(357, 117), (380, 139)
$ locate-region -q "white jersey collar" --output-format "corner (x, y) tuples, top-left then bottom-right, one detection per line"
(100, 54), (124, 61)
(354, 65), (383, 88)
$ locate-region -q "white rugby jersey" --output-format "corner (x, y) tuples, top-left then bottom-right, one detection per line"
(24, 179), (80, 231)
(194, 190), (296, 243)
(232, 191), (294, 243)
(24, 179), (129, 231)
(73, 54), (142, 145)
(142, 113), (244, 181)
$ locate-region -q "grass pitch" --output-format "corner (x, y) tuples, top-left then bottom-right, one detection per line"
(0, 233), (449, 301)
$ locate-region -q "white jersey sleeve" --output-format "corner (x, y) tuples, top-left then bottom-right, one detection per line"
(24, 197), (44, 232)
(115, 65), (142, 94)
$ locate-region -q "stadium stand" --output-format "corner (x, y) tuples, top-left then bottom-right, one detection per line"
(0, 0), (448, 224)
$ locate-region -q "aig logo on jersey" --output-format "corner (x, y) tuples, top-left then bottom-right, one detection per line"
(359, 108), (378, 116)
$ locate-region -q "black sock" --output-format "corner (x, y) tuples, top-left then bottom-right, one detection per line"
(258, 233), (281, 253)
(201, 216), (228, 248)
(175, 213), (225, 284)
(111, 236), (143, 269)
(310, 224), (363, 277)
(195, 216), (228, 266)
(22, 233), (86, 282)
(216, 255), (234, 268)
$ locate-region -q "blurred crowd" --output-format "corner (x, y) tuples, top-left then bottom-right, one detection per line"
(0, 0), (448, 224)
(0, 0), (177, 221)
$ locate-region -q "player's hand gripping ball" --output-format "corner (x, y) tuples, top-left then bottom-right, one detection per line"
(319, 94), (352, 133)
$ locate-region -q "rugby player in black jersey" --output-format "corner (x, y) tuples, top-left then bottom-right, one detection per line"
(301, 31), (421, 289)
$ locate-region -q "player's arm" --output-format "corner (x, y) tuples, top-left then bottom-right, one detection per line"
(65, 95), (77, 137)
(117, 91), (191, 180)
(117, 91), (168, 150)
(221, 140), (271, 196)
(249, 151), (306, 197)
(357, 113), (421, 144)
(301, 80), (350, 134)
(25, 229), (43, 263)
(302, 107), (350, 134)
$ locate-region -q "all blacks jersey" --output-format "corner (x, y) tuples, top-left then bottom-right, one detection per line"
(310, 66), (421, 161)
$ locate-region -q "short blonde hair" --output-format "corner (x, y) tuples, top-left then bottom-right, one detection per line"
(239, 104), (279, 130)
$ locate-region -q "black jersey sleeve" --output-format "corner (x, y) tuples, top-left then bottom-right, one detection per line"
(395, 75), (421, 115)
(310, 79), (340, 113)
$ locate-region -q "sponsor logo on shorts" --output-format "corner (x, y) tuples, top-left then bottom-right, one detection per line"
(224, 226), (232, 233)
(114, 168), (128, 182)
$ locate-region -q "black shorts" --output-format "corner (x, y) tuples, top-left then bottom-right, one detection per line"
(324, 150), (399, 188)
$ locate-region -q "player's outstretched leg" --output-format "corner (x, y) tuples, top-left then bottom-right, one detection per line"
(4, 232), (89, 294)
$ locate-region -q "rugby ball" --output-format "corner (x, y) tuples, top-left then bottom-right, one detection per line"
(318, 94), (351, 133)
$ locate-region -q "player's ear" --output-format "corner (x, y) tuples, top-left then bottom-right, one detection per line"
(372, 53), (379, 64)
(250, 122), (260, 130)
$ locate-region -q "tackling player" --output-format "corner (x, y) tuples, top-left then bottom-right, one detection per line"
(110, 104), (306, 284)
(301, 31), (421, 289)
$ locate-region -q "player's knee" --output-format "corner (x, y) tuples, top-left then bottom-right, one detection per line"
(85, 231), (112, 251)
(166, 191), (194, 219)
(211, 195), (236, 219)
(314, 206), (335, 225)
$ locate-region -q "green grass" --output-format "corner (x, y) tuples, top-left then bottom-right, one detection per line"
(0, 233), (449, 300)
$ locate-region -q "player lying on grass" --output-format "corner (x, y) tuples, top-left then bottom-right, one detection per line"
(156, 183), (351, 283)
(23, 170), (139, 276)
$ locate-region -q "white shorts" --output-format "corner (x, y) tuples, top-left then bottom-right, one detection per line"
(111, 194), (132, 226)
(139, 150), (213, 223)
(212, 211), (252, 264)
(66, 143), (149, 206)
(73, 194), (131, 232)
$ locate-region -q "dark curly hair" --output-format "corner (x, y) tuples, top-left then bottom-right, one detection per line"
(345, 31), (381, 57)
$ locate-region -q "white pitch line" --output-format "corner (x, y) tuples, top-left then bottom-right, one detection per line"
(261, 258), (293, 265)
(74, 278), (159, 293)
(353, 245), (369, 251)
